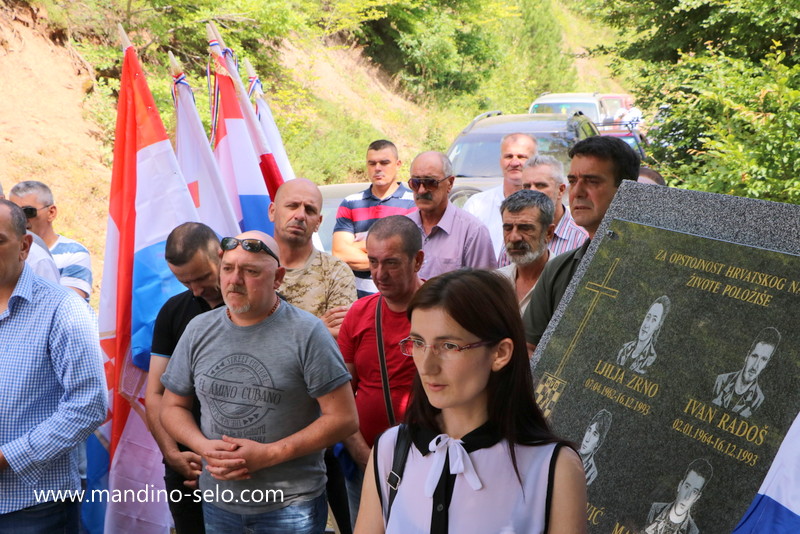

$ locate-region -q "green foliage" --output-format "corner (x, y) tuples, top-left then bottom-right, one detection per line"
(441, 0), (576, 112)
(359, 0), (505, 99)
(639, 48), (800, 202)
(282, 98), (383, 184)
(21, 0), (594, 183)
(586, 0), (800, 65)
(580, 0), (800, 204)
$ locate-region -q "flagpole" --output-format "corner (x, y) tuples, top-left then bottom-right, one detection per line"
(243, 58), (262, 96)
(117, 24), (132, 51)
(167, 50), (181, 77)
(206, 23), (262, 140)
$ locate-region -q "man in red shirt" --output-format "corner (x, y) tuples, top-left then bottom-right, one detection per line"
(337, 214), (424, 526)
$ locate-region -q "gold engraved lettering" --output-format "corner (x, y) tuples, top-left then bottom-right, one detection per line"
(683, 397), (717, 424)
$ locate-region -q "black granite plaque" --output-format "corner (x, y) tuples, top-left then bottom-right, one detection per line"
(535, 219), (800, 533)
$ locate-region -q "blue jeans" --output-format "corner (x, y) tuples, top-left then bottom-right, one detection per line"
(0, 501), (79, 534)
(203, 493), (327, 534)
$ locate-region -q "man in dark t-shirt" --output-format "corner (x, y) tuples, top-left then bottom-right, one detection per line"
(145, 222), (223, 534)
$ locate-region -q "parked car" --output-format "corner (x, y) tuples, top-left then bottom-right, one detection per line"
(446, 111), (599, 203)
(528, 92), (610, 123)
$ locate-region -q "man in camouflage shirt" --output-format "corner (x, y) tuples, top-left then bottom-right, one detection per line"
(269, 178), (357, 338)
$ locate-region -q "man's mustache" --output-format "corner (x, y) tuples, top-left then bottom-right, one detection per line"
(226, 284), (247, 294)
(506, 241), (531, 253)
(415, 193), (433, 201)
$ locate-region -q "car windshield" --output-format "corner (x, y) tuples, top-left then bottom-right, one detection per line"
(601, 97), (625, 118)
(449, 131), (575, 178)
(531, 102), (599, 122)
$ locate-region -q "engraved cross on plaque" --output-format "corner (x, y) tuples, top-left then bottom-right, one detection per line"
(536, 258), (621, 418)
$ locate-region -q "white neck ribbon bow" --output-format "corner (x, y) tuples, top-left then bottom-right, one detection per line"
(424, 433), (483, 497)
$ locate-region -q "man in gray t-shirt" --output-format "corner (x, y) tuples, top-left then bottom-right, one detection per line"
(161, 231), (358, 531)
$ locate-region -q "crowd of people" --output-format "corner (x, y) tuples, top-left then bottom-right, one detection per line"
(1, 133), (668, 533)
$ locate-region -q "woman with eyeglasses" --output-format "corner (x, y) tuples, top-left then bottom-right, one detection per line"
(355, 269), (587, 533)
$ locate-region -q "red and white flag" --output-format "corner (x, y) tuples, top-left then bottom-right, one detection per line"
(247, 71), (295, 182)
(211, 36), (284, 199)
(209, 43), (273, 233)
(172, 71), (240, 237)
(95, 43), (199, 533)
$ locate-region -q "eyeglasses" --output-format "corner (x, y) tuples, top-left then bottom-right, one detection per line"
(399, 337), (495, 360)
(220, 237), (281, 266)
(408, 176), (450, 191)
(21, 205), (51, 219)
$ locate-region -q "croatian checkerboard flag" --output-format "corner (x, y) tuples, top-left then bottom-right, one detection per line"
(210, 45), (273, 233)
(92, 43), (200, 533)
(172, 71), (240, 237)
(734, 413), (800, 532)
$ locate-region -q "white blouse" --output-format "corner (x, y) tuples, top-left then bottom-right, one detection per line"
(375, 425), (560, 534)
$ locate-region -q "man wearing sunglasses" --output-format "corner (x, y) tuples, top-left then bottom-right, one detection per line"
(0, 182), (59, 284)
(406, 151), (496, 279)
(161, 231), (358, 533)
(8, 181), (92, 300)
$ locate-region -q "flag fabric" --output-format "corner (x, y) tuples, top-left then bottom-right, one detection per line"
(215, 44), (285, 200)
(209, 47), (273, 233)
(734, 412), (800, 532)
(248, 74), (296, 182)
(172, 71), (240, 237)
(92, 44), (201, 533)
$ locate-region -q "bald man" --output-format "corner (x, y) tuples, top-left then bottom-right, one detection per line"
(269, 178), (356, 339)
(160, 231), (358, 532)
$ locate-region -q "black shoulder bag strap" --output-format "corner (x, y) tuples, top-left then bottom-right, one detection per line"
(376, 423), (412, 523)
(375, 296), (396, 426)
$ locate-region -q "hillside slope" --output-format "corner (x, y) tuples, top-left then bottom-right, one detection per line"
(0, 4), (109, 303)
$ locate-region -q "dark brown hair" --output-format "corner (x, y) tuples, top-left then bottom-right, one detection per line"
(405, 269), (560, 476)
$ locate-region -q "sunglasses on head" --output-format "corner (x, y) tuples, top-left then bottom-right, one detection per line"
(21, 205), (51, 219)
(408, 176), (450, 191)
(220, 237), (281, 266)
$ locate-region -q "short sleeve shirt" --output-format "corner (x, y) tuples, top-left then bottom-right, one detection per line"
(338, 294), (416, 447)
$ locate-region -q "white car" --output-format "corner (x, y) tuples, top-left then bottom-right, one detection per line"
(529, 92), (610, 124)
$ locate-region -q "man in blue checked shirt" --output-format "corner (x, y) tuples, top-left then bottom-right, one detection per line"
(0, 199), (107, 531)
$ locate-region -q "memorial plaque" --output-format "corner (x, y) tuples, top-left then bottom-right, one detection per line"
(536, 218), (800, 533)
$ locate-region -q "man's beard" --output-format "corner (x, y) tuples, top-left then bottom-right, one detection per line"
(224, 285), (251, 314)
(508, 236), (547, 266)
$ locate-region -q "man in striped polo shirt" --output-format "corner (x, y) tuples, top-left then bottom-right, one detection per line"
(332, 140), (417, 297)
(9, 181), (92, 301)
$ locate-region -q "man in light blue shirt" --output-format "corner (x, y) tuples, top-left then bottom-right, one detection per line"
(0, 199), (107, 530)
